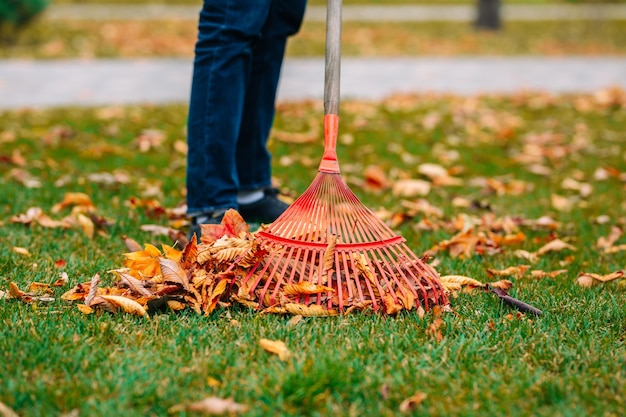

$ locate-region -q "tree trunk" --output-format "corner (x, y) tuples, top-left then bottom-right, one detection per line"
(475, 0), (502, 31)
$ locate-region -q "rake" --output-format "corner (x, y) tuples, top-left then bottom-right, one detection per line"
(237, 0), (447, 314)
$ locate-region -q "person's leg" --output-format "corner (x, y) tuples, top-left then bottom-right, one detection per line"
(236, 0), (307, 192)
(186, 0), (272, 218)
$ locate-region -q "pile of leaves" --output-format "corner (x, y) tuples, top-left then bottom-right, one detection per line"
(50, 209), (450, 317)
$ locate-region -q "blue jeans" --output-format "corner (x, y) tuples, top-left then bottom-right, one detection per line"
(186, 0), (307, 216)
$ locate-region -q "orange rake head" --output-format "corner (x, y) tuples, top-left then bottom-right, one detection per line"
(236, 115), (448, 314)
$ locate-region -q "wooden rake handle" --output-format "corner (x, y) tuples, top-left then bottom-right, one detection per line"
(319, 0), (342, 174)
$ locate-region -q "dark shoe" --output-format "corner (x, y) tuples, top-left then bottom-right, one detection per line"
(187, 210), (225, 241)
(238, 188), (288, 224)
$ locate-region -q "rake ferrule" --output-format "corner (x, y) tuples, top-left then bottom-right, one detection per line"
(318, 114), (340, 174)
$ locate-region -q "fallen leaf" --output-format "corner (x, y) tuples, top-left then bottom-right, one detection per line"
(0, 401), (20, 417)
(168, 396), (249, 415)
(283, 281), (335, 296)
(159, 258), (190, 290)
(530, 269), (568, 279)
(259, 338), (291, 361)
(121, 235), (143, 252)
(576, 270), (624, 287)
(94, 295), (148, 317)
(488, 279), (513, 291)
(485, 265), (530, 278)
(399, 392), (428, 413)
(284, 303), (338, 317)
(76, 304), (94, 314)
(392, 178), (431, 197)
(51, 192), (94, 213)
(11, 247), (31, 257)
(536, 238), (576, 255)
(439, 275), (484, 292)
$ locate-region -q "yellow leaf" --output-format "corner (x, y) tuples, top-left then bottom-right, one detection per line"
(161, 244), (182, 262)
(284, 303), (337, 317)
(439, 275), (484, 292)
(77, 304), (94, 314)
(259, 338), (291, 361)
(123, 243), (162, 278)
(98, 295), (148, 317)
(283, 281), (335, 296)
(489, 280), (513, 291)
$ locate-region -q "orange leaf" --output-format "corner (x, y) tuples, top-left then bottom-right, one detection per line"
(51, 192), (94, 213)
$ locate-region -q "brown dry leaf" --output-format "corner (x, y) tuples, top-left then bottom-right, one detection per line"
(322, 234), (338, 272)
(597, 226), (623, 250)
(285, 303), (338, 317)
(551, 193), (574, 212)
(392, 178), (431, 198)
(121, 235), (143, 252)
(530, 269), (568, 279)
(134, 129), (165, 152)
(485, 265), (530, 278)
(489, 280), (513, 291)
(259, 338), (292, 361)
(514, 249), (539, 263)
(287, 315), (304, 327)
(399, 391), (428, 413)
(283, 281), (335, 296)
(576, 271), (624, 287)
(159, 258), (190, 290)
(168, 396), (249, 415)
(363, 165), (390, 191)
(426, 317), (444, 342)
(85, 273), (100, 306)
(382, 292), (404, 315)
(536, 238), (576, 256)
(166, 300), (186, 311)
(97, 295), (148, 317)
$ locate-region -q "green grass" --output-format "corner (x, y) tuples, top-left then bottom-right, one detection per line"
(1, 93), (626, 416)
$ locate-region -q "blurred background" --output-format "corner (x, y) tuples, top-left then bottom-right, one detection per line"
(1, 0), (625, 107)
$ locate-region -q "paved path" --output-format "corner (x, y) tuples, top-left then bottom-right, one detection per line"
(1, 57), (625, 110)
(1, 4), (625, 110)
(44, 4), (626, 22)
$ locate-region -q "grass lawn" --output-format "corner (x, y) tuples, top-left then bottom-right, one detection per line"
(3, 19), (626, 59)
(1, 90), (625, 416)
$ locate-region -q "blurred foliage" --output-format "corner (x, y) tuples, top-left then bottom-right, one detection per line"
(0, 0), (49, 42)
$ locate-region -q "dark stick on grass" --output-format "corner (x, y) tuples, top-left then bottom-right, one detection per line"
(490, 287), (543, 316)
